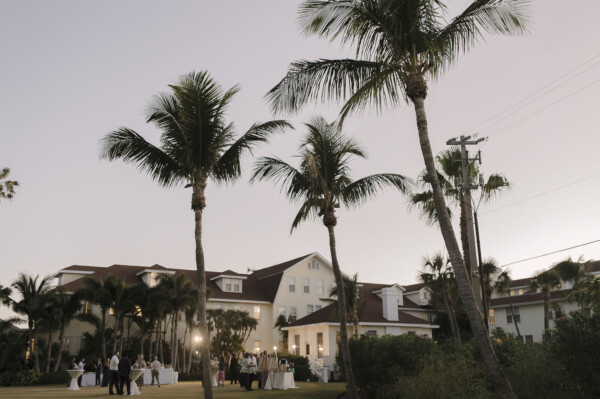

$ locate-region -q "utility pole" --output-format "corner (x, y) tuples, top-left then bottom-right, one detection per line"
(446, 135), (484, 314)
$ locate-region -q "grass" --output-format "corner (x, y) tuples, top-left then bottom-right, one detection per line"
(0, 381), (346, 399)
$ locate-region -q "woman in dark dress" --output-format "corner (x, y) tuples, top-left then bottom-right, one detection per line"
(101, 359), (110, 387)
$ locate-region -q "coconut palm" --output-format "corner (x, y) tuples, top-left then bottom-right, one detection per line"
(419, 253), (460, 340)
(266, 2), (528, 396)
(493, 271), (522, 340)
(530, 269), (561, 332)
(554, 257), (589, 286)
(100, 71), (290, 398)
(79, 275), (116, 362)
(252, 117), (411, 399)
(0, 168), (18, 201)
(568, 277), (600, 313)
(7, 273), (53, 372)
(322, 273), (361, 337)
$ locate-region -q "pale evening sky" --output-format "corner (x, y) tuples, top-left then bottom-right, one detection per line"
(1, 1), (600, 318)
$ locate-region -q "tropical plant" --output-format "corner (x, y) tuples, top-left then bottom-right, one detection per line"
(99, 71), (290, 399)
(567, 277), (600, 313)
(321, 272), (361, 337)
(78, 275), (116, 362)
(252, 116), (411, 399)
(530, 269), (561, 332)
(493, 271), (522, 340)
(6, 274), (53, 372)
(554, 257), (589, 286)
(266, 1), (529, 396)
(419, 253), (460, 339)
(207, 309), (257, 361)
(273, 314), (291, 348)
(0, 168), (18, 201)
(182, 297), (198, 374)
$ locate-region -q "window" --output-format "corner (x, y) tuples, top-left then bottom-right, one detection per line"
(308, 260), (320, 270)
(510, 289), (524, 296)
(303, 278), (310, 294)
(317, 279), (324, 295)
(367, 330), (377, 337)
(109, 306), (115, 315)
(489, 309), (495, 325)
(307, 305), (314, 314)
(278, 306), (286, 316)
(288, 277), (296, 293)
(225, 282), (232, 291)
(294, 335), (300, 354)
(306, 343), (310, 356)
(81, 301), (92, 314)
(289, 306), (297, 322)
(234, 283), (240, 292)
(548, 309), (554, 320)
(507, 307), (521, 324)
(525, 335), (533, 343)
(253, 306), (261, 320)
(253, 340), (260, 353)
(317, 332), (324, 358)
(315, 305), (322, 311)
(407, 331), (416, 336)
(63, 337), (72, 352)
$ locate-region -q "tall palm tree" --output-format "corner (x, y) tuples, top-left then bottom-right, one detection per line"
(568, 277), (600, 313)
(493, 271), (521, 340)
(322, 273), (361, 337)
(554, 257), (589, 287)
(79, 275), (115, 362)
(48, 287), (86, 372)
(252, 117), (411, 399)
(530, 269), (561, 333)
(266, 2), (528, 397)
(0, 167), (18, 201)
(419, 253), (460, 340)
(99, 71), (290, 399)
(7, 273), (53, 372)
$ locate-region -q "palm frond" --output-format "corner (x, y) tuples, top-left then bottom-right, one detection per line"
(251, 156), (311, 203)
(342, 173), (413, 207)
(481, 173), (510, 201)
(290, 198), (321, 232)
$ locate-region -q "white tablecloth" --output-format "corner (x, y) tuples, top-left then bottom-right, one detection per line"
(129, 369), (145, 395)
(67, 370), (83, 390)
(142, 368), (177, 385)
(80, 372), (98, 387)
(264, 372), (296, 390)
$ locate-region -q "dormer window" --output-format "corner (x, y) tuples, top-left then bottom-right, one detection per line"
(210, 272), (247, 293)
(308, 260), (320, 270)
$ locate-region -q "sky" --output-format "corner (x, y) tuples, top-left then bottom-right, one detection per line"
(2, 0), (600, 317)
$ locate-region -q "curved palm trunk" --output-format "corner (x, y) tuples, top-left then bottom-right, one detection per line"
(34, 329), (40, 372)
(192, 182), (213, 399)
(441, 292), (459, 339)
(411, 94), (516, 399)
(171, 314), (179, 370)
(54, 327), (65, 372)
(101, 310), (107, 361)
(506, 294), (522, 340)
(46, 330), (52, 373)
(326, 223), (359, 399)
(187, 332), (193, 374)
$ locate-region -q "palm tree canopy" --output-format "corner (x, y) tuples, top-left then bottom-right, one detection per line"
(530, 269), (561, 294)
(100, 71), (292, 191)
(419, 252), (455, 295)
(267, 0), (529, 120)
(322, 273), (360, 318)
(252, 116), (412, 231)
(9, 273), (53, 319)
(0, 168), (18, 201)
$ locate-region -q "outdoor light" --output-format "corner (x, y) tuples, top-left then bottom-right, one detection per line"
(319, 347), (323, 351)
(273, 346), (277, 351)
(256, 347), (260, 352)
(195, 350), (199, 355)
(194, 336), (200, 343)
(292, 345), (296, 349)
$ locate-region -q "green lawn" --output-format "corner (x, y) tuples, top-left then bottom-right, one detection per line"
(0, 381), (346, 399)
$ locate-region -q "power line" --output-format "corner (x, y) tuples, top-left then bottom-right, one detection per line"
(468, 52), (600, 133)
(501, 239), (600, 268)
(480, 171), (600, 216)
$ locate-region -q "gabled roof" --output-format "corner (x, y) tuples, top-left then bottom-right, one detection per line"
(402, 282), (426, 293)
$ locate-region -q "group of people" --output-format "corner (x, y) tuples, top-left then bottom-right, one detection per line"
(107, 351), (162, 395)
(66, 357), (86, 387)
(236, 351), (293, 392)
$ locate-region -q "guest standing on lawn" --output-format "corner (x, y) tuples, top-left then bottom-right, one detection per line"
(77, 358), (85, 387)
(101, 359), (110, 387)
(229, 354), (238, 385)
(218, 356), (226, 387)
(240, 353), (250, 391)
(109, 351), (121, 395)
(134, 354), (146, 392)
(95, 358), (102, 386)
(150, 356), (161, 387)
(118, 352), (131, 396)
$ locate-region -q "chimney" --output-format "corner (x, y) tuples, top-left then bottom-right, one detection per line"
(381, 287), (399, 321)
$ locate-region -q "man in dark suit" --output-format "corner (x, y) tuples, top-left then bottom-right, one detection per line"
(118, 352), (131, 395)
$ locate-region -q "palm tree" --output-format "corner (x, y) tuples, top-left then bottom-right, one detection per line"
(48, 287), (86, 372)
(7, 273), (53, 372)
(0, 167), (18, 201)
(252, 117), (411, 399)
(555, 257), (589, 287)
(273, 314), (291, 349)
(182, 297), (198, 374)
(530, 269), (561, 332)
(568, 277), (600, 313)
(480, 258), (501, 329)
(79, 275), (115, 362)
(322, 273), (361, 337)
(419, 253), (460, 340)
(156, 274), (196, 370)
(99, 71), (290, 399)
(266, 2), (528, 397)
(493, 271), (522, 340)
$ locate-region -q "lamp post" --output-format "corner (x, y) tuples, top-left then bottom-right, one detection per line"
(292, 344), (296, 355)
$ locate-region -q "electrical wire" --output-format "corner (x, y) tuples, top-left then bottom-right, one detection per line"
(501, 239), (600, 268)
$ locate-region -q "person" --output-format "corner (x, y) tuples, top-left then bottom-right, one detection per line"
(150, 356), (161, 387)
(289, 361), (295, 375)
(118, 352), (131, 396)
(229, 354), (238, 385)
(210, 356), (219, 387)
(95, 358), (102, 386)
(257, 352), (267, 389)
(109, 351), (121, 395)
(67, 357), (76, 387)
(218, 356), (226, 387)
(77, 358), (85, 387)
(239, 353), (250, 391)
(248, 352), (257, 390)
(133, 354), (145, 392)
(101, 359), (110, 387)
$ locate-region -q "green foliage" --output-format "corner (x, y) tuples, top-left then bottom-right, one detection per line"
(34, 370), (70, 385)
(283, 354), (311, 382)
(207, 309), (257, 360)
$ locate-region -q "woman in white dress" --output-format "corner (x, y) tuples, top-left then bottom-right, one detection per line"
(210, 357), (219, 387)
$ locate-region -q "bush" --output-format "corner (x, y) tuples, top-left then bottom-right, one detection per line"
(35, 371), (70, 385)
(282, 354), (311, 381)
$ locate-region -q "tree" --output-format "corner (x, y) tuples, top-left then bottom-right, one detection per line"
(252, 116), (411, 399)
(568, 277), (600, 313)
(48, 287), (87, 372)
(530, 269), (561, 332)
(554, 257), (589, 286)
(208, 309), (257, 361)
(99, 71), (290, 399)
(79, 275), (116, 362)
(273, 314), (291, 349)
(493, 271), (521, 340)
(322, 273), (361, 337)
(7, 273), (53, 372)
(0, 168), (18, 201)
(419, 253), (460, 340)
(266, 2), (528, 397)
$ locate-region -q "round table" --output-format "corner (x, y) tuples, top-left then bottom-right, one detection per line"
(67, 370), (84, 390)
(129, 369), (145, 395)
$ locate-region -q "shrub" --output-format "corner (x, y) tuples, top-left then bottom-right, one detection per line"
(35, 371), (70, 385)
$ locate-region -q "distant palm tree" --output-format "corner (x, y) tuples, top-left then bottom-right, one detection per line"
(266, 2), (528, 396)
(0, 168), (18, 201)
(419, 253), (460, 340)
(8, 273), (53, 371)
(322, 273), (361, 338)
(47, 287), (86, 372)
(530, 269), (561, 332)
(568, 277), (600, 313)
(555, 257), (589, 286)
(493, 271), (522, 340)
(252, 117), (411, 399)
(80, 275), (115, 362)
(100, 71), (290, 397)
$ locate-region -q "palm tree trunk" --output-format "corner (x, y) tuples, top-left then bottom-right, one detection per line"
(46, 330), (52, 374)
(140, 332), (144, 361)
(34, 330), (40, 372)
(543, 292), (550, 332)
(53, 328), (64, 372)
(182, 325), (188, 373)
(353, 314), (359, 338)
(172, 315), (178, 370)
(192, 182), (213, 399)
(101, 311), (107, 362)
(411, 94), (516, 399)
(155, 319), (160, 361)
(187, 331), (193, 374)
(326, 223), (359, 399)
(119, 319), (124, 354)
(441, 292), (459, 339)
(112, 317), (118, 354)
(148, 329), (153, 361)
(459, 198), (472, 277)
(507, 295), (522, 340)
